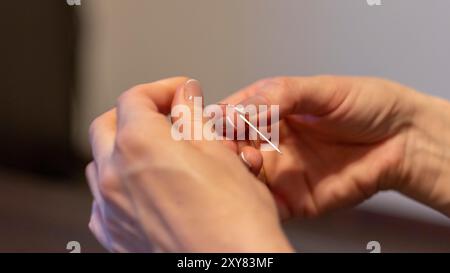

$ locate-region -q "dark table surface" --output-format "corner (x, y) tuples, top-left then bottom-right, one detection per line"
(1, 167), (449, 253)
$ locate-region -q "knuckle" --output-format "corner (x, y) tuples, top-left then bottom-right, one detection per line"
(251, 77), (292, 104)
(265, 76), (291, 94)
(113, 127), (156, 170)
(317, 75), (339, 87)
(273, 77), (292, 96)
(85, 162), (95, 176)
(116, 84), (146, 106)
(116, 90), (133, 107)
(85, 162), (97, 183)
(262, 77), (292, 104)
(258, 76), (290, 91)
(97, 165), (120, 200)
(268, 76), (290, 88)
(88, 206), (101, 234)
(315, 75), (348, 92)
(88, 218), (111, 250)
(88, 116), (104, 140)
(88, 218), (98, 236)
(114, 127), (143, 155)
(270, 76), (290, 87)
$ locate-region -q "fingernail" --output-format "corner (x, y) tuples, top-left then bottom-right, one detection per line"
(240, 152), (252, 169)
(183, 79), (203, 101)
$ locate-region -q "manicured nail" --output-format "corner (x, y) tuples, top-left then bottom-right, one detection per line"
(240, 152), (252, 169)
(183, 79), (203, 101)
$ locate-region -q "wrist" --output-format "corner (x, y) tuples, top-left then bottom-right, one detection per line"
(400, 91), (450, 216)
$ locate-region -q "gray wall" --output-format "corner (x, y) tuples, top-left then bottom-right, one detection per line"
(75, 0), (450, 251)
(75, 0), (450, 152)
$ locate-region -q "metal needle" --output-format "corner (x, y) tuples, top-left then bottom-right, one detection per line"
(233, 106), (282, 154)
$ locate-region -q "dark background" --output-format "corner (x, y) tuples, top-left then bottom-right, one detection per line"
(0, 1), (102, 252)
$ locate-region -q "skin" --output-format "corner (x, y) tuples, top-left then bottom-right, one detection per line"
(86, 77), (291, 252)
(224, 76), (450, 219)
(87, 75), (450, 252)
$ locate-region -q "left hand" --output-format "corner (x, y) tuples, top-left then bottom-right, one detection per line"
(223, 76), (450, 219)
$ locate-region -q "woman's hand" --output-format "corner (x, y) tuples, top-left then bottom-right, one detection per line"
(86, 77), (293, 252)
(225, 76), (450, 219)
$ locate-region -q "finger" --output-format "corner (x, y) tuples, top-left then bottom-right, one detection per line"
(86, 162), (113, 249)
(239, 145), (263, 176)
(89, 109), (116, 169)
(224, 76), (353, 119)
(273, 192), (292, 221)
(171, 79), (239, 153)
(116, 77), (188, 142)
(86, 162), (104, 206)
(171, 79), (204, 141)
(89, 201), (113, 251)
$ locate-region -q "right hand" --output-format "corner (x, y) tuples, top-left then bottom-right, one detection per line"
(224, 76), (450, 219)
(86, 77), (292, 252)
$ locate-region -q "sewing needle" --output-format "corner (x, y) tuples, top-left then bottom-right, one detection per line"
(232, 106), (282, 154)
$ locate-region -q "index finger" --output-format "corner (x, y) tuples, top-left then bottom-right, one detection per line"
(223, 76), (352, 119)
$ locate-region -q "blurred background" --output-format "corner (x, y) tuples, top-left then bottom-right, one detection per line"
(1, 0), (449, 252)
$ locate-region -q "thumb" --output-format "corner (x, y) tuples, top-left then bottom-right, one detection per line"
(171, 79), (204, 141)
(171, 79), (239, 152)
